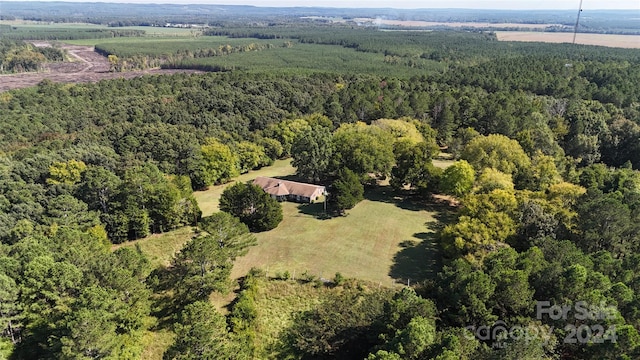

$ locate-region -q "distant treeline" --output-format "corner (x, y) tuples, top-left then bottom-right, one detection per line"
(0, 27), (145, 40)
(1, 2), (638, 33)
(203, 27), (639, 63)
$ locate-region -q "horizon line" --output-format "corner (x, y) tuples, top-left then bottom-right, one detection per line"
(0, 0), (638, 11)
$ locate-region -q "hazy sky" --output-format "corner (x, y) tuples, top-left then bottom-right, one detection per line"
(6, 0), (640, 10)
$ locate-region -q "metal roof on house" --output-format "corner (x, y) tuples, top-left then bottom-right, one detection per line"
(253, 177), (326, 198)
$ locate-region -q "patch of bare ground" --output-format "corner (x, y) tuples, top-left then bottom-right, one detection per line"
(0, 42), (202, 92)
(431, 194), (460, 208)
(496, 31), (640, 49)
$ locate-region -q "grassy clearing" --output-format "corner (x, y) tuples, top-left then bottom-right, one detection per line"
(194, 159), (296, 216)
(433, 158), (454, 169)
(115, 159), (448, 359)
(114, 159), (296, 266)
(126, 157), (447, 286)
(112, 226), (194, 268)
(231, 186), (444, 286)
(139, 328), (175, 360)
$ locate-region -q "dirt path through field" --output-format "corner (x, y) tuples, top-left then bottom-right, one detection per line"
(0, 42), (202, 92)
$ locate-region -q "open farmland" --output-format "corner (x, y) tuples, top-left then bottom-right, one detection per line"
(0, 20), (196, 37)
(496, 31), (640, 49)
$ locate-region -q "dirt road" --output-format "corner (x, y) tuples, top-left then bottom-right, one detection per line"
(0, 42), (202, 92)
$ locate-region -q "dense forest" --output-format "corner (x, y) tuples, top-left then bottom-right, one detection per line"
(1, 9), (640, 359)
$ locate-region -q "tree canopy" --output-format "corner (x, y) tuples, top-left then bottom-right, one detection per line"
(219, 182), (283, 232)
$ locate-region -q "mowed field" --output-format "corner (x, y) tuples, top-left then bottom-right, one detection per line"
(496, 31), (640, 49)
(231, 190), (441, 285)
(119, 158), (449, 286)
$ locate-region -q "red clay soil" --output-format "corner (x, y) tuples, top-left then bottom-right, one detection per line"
(0, 42), (202, 92)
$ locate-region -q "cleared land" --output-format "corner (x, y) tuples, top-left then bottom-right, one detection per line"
(120, 158), (447, 286)
(117, 159), (450, 359)
(194, 158), (447, 285)
(112, 226), (195, 268)
(496, 31), (640, 49)
(0, 42), (201, 92)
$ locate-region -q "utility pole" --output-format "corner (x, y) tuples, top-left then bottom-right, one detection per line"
(573, 0), (584, 44)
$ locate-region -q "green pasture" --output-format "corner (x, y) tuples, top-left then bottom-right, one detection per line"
(0, 21), (197, 42)
(0, 21), (106, 29)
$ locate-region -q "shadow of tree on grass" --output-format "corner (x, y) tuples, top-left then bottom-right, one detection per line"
(389, 230), (442, 285)
(363, 186), (427, 212)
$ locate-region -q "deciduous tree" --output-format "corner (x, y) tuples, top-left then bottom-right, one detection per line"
(292, 125), (333, 183)
(390, 140), (441, 194)
(219, 182), (282, 232)
(47, 159), (87, 185)
(200, 139), (239, 186)
(333, 122), (394, 177)
(440, 160), (475, 197)
(461, 134), (531, 184)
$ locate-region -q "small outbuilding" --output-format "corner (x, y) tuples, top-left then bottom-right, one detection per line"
(253, 177), (326, 203)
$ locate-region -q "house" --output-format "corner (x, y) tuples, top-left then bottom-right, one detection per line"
(253, 177), (326, 203)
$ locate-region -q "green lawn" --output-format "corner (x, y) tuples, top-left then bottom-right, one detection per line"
(193, 158), (444, 285)
(231, 186), (443, 285)
(194, 159), (296, 216)
(114, 159), (296, 266)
